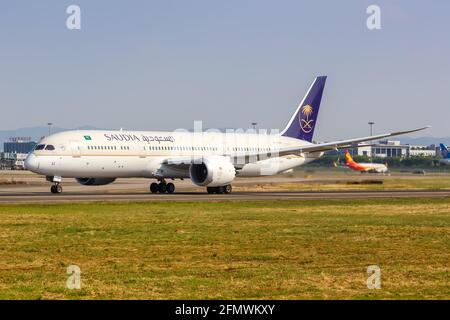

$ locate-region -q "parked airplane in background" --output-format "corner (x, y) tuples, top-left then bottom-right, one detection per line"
(344, 150), (389, 174)
(439, 143), (450, 165)
(25, 76), (428, 194)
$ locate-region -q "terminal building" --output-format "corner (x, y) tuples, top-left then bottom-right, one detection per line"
(327, 140), (438, 158)
(4, 137), (36, 154)
(357, 140), (437, 158)
(357, 140), (410, 158)
(408, 145), (438, 157)
(1, 137), (36, 170)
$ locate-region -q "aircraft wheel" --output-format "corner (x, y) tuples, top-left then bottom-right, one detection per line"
(158, 183), (167, 193)
(224, 185), (232, 194)
(166, 183), (175, 194)
(150, 182), (159, 194)
(207, 187), (215, 194)
(51, 184), (62, 194)
(217, 186), (225, 194)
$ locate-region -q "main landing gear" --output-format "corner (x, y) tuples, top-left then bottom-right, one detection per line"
(207, 185), (232, 194)
(150, 180), (175, 194)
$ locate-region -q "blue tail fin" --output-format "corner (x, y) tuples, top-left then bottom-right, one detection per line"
(440, 143), (449, 158)
(281, 76), (326, 142)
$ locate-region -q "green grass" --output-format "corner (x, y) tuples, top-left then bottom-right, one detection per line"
(0, 199), (449, 299)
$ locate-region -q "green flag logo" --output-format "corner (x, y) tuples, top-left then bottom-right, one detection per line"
(84, 135), (92, 141)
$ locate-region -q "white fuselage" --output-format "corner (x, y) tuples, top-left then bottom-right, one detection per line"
(357, 163), (389, 173)
(25, 130), (321, 180)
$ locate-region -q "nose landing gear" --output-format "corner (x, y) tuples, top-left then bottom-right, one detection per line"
(50, 184), (62, 194)
(47, 176), (63, 194)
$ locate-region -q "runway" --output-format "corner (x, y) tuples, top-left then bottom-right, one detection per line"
(1, 171), (450, 203)
(1, 189), (450, 204)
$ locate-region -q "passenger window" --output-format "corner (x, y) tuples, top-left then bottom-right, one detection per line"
(35, 144), (45, 150)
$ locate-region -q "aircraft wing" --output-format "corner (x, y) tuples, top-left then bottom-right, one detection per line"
(163, 126), (429, 165)
(279, 126), (430, 155)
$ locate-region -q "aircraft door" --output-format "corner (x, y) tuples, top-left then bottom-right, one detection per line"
(69, 140), (82, 157)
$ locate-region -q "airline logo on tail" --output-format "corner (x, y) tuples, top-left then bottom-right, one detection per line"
(439, 143), (450, 165)
(300, 105), (314, 133)
(281, 76), (326, 142)
(345, 150), (353, 163)
(440, 143), (449, 159)
(345, 150), (365, 171)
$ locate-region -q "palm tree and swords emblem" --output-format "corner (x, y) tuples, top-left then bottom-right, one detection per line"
(299, 104), (314, 133)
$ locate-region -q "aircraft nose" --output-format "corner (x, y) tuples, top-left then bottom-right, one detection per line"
(24, 153), (39, 171)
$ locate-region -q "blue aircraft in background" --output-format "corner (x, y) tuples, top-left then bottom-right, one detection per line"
(439, 143), (450, 165)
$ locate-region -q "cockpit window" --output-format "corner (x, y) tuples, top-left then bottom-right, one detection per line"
(45, 145), (55, 151)
(35, 144), (45, 150)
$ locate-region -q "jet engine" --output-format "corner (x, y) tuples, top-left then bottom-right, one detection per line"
(189, 156), (236, 187)
(75, 178), (116, 186)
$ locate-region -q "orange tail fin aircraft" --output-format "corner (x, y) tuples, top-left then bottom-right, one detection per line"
(344, 150), (389, 173)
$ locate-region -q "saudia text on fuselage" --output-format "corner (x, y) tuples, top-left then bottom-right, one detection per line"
(104, 133), (175, 144)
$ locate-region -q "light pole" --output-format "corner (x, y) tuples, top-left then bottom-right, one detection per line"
(47, 122), (53, 136)
(368, 122), (375, 136)
(368, 122), (375, 158)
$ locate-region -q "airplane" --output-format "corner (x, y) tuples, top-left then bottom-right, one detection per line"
(344, 149), (389, 174)
(24, 76), (429, 194)
(439, 143), (450, 165)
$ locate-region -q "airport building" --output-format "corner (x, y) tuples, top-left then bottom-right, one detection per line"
(357, 140), (437, 158)
(408, 145), (437, 157)
(357, 140), (409, 158)
(3, 137), (36, 154)
(0, 153), (17, 170)
(1, 137), (36, 170)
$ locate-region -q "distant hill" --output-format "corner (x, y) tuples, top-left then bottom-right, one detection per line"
(396, 136), (450, 146)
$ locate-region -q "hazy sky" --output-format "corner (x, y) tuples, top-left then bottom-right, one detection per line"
(0, 0), (449, 140)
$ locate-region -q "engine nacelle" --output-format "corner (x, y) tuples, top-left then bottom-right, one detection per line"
(189, 156), (236, 187)
(75, 178), (116, 186)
